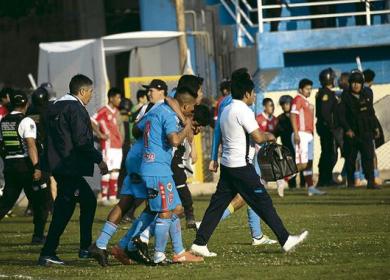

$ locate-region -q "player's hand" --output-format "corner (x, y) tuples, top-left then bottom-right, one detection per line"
(374, 128), (380, 139)
(345, 129), (355, 138)
(33, 169), (42, 181)
(98, 161), (109, 175)
(209, 160), (219, 173)
(293, 132), (300, 145)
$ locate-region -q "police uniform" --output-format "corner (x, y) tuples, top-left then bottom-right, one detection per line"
(315, 87), (339, 186)
(0, 110), (48, 241)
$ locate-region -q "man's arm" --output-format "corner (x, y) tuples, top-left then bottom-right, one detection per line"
(250, 129), (275, 144)
(290, 113), (300, 145)
(26, 137), (41, 181)
(91, 119), (108, 140)
(165, 97), (186, 124)
(167, 121), (192, 147)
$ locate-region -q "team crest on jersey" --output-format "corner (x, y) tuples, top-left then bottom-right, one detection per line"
(168, 192), (174, 204)
(167, 182), (173, 192)
(143, 152), (155, 161)
(268, 124), (274, 130)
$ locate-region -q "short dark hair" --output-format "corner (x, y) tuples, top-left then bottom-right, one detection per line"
(230, 68), (254, 100)
(136, 89), (148, 101)
(299, 78), (313, 89)
(177, 75), (203, 95)
(193, 104), (211, 127)
(69, 74), (93, 95)
(220, 80), (231, 92)
(262, 98), (273, 106)
(0, 87), (14, 99)
(363, 69), (375, 83)
(175, 86), (198, 99)
(107, 87), (122, 99)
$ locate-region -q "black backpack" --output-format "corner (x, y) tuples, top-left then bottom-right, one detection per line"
(257, 142), (298, 182)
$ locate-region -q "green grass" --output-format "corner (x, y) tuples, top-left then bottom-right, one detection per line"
(1, 186), (390, 280)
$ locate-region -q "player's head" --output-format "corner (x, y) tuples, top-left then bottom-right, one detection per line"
(349, 69), (364, 94)
(0, 87), (13, 105)
(262, 98), (274, 115)
(177, 75), (204, 104)
(107, 87), (122, 108)
(363, 69), (375, 87)
(69, 74), (94, 105)
(319, 68), (336, 88)
(219, 80), (231, 97)
(193, 104), (211, 127)
(231, 68), (255, 106)
(338, 72), (350, 91)
(279, 95), (293, 113)
(136, 89), (148, 104)
(175, 86), (197, 118)
(298, 78), (313, 98)
(10, 90), (28, 112)
(31, 87), (50, 111)
(143, 79), (168, 104)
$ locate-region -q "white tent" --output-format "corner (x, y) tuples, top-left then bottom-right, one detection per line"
(38, 31), (183, 113)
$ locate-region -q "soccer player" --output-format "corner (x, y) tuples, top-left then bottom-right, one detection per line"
(136, 85), (203, 265)
(190, 68), (308, 257)
(291, 79), (325, 196)
(92, 88), (123, 206)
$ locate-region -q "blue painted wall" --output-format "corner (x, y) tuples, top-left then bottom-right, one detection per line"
(139, 0), (177, 31)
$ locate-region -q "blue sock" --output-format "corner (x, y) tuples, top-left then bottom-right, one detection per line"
(247, 207), (262, 239)
(170, 214), (185, 255)
(354, 171), (361, 180)
(96, 221), (118, 249)
(154, 217), (171, 254)
(374, 169), (379, 178)
(359, 171), (365, 180)
(126, 212), (155, 251)
(221, 208), (232, 221)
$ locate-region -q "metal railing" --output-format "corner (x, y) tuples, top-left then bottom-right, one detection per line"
(219, 0), (389, 45)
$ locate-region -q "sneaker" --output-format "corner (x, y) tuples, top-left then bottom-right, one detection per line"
(190, 244), (217, 257)
(152, 252), (172, 266)
(308, 187), (326, 196)
(172, 251), (204, 263)
(282, 231), (309, 252)
(88, 242), (109, 267)
(132, 236), (151, 264)
(78, 249), (92, 259)
(276, 180), (286, 198)
(111, 245), (133, 265)
(125, 249), (150, 265)
(252, 235), (277, 246)
(38, 255), (65, 266)
(374, 177), (383, 186)
(31, 235), (46, 245)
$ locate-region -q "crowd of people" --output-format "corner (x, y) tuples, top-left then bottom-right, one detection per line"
(0, 65), (384, 267)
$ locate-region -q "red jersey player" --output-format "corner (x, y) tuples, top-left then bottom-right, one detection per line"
(0, 88), (12, 121)
(291, 79), (325, 196)
(92, 88), (123, 205)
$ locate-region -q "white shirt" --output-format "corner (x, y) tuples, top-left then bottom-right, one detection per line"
(220, 99), (259, 168)
(5, 111), (37, 159)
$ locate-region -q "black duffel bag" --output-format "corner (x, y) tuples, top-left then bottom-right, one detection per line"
(257, 142), (298, 182)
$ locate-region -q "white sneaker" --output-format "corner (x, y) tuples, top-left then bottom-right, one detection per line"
(190, 244), (217, 257)
(154, 251), (167, 263)
(252, 235), (278, 246)
(282, 231), (308, 252)
(277, 179), (286, 197)
(308, 187), (326, 196)
(195, 221), (202, 230)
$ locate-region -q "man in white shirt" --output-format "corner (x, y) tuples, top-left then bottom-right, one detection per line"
(191, 68), (308, 257)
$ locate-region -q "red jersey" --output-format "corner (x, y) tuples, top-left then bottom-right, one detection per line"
(0, 105), (8, 121)
(92, 105), (123, 149)
(291, 93), (314, 133)
(255, 112), (278, 133)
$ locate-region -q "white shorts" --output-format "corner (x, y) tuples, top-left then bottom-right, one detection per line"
(103, 148), (123, 171)
(291, 131), (314, 164)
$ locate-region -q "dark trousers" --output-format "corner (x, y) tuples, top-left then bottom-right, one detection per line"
(308, 0), (336, 28)
(0, 158), (49, 237)
(41, 175), (97, 256)
(344, 136), (375, 188)
(318, 130), (338, 184)
(177, 184), (194, 220)
(194, 164), (289, 246)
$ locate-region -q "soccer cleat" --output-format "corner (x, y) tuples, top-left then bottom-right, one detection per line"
(132, 236), (151, 264)
(88, 242), (109, 267)
(31, 235), (46, 245)
(282, 231), (309, 253)
(111, 245), (133, 265)
(190, 244), (217, 257)
(78, 249), (92, 259)
(38, 255), (65, 266)
(252, 235), (277, 246)
(308, 187), (326, 196)
(172, 251), (204, 263)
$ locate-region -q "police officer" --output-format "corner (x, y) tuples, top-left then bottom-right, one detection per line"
(39, 74), (108, 266)
(338, 70), (380, 189)
(0, 91), (48, 244)
(315, 68), (339, 186)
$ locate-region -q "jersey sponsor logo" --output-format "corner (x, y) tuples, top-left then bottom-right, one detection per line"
(143, 152), (155, 161)
(167, 182), (173, 192)
(168, 192), (174, 205)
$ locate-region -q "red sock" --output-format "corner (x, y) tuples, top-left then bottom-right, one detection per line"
(304, 175), (314, 187)
(101, 179), (109, 199)
(108, 172), (119, 199)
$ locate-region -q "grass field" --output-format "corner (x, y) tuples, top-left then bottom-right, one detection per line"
(0, 186), (389, 280)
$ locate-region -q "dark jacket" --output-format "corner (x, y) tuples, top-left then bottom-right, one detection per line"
(43, 94), (102, 176)
(276, 112), (294, 152)
(315, 87), (339, 134)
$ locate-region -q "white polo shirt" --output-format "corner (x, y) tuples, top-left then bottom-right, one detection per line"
(220, 99), (259, 168)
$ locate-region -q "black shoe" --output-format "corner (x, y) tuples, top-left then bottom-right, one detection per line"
(88, 243), (109, 267)
(186, 219), (196, 229)
(367, 185), (381, 190)
(79, 249), (92, 259)
(132, 236), (151, 264)
(150, 258), (172, 266)
(31, 235), (46, 245)
(38, 255), (65, 266)
(125, 248), (146, 264)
